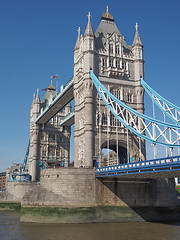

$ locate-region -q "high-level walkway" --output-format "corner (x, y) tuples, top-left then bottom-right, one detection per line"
(96, 155), (180, 179)
(60, 111), (75, 126)
(35, 78), (74, 124)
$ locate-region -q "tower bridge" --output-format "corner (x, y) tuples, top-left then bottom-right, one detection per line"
(3, 6), (180, 224)
(27, 6), (180, 182)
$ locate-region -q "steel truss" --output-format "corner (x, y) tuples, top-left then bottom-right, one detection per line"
(90, 70), (180, 147)
(141, 78), (180, 125)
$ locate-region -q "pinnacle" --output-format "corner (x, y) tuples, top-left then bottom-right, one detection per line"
(84, 12), (94, 37)
(35, 88), (40, 103)
(132, 22), (143, 47)
(74, 27), (81, 51)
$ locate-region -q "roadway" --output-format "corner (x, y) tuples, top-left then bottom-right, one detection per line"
(96, 155), (180, 179)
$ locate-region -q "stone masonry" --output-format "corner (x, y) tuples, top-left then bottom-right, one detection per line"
(74, 7), (145, 168)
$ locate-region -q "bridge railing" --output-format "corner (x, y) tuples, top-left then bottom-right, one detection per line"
(96, 155), (180, 176)
(60, 110), (75, 125)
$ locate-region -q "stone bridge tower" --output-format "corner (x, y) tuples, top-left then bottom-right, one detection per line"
(29, 83), (71, 181)
(74, 7), (145, 168)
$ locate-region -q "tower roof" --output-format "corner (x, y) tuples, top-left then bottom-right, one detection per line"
(41, 80), (56, 107)
(48, 81), (56, 91)
(95, 7), (131, 52)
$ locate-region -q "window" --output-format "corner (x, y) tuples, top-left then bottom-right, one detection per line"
(102, 58), (107, 67)
(115, 46), (119, 55)
(112, 89), (121, 100)
(41, 133), (45, 141)
(49, 134), (55, 142)
(49, 146), (55, 157)
(110, 58), (114, 67)
(102, 112), (107, 125)
(116, 60), (120, 69)
(110, 44), (113, 54)
(42, 149), (46, 157)
(127, 94), (133, 102)
(110, 113), (116, 126)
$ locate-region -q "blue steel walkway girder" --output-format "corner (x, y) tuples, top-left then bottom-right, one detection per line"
(141, 78), (180, 126)
(90, 70), (180, 147)
(35, 78), (74, 125)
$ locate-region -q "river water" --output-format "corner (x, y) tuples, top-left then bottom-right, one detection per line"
(1, 211), (180, 240)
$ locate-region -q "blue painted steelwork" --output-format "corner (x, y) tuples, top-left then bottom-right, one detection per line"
(90, 70), (180, 147)
(96, 155), (180, 178)
(35, 77), (74, 124)
(9, 173), (14, 181)
(39, 161), (45, 170)
(141, 78), (180, 125)
(8, 141), (30, 182)
(20, 140), (30, 175)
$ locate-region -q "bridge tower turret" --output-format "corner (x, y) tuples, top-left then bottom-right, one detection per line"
(74, 7), (146, 167)
(132, 23), (146, 159)
(132, 22), (144, 114)
(29, 81), (71, 181)
(74, 12), (96, 167)
(29, 89), (41, 181)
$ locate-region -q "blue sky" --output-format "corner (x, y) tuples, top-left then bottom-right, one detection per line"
(0, 0), (180, 171)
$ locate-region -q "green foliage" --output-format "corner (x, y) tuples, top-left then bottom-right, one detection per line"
(21, 206), (98, 217)
(0, 202), (21, 211)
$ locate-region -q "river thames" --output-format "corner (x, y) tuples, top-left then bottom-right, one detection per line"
(1, 211), (180, 240)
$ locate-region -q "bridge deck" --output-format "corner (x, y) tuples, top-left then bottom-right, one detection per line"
(60, 111), (75, 126)
(35, 78), (74, 124)
(96, 156), (180, 179)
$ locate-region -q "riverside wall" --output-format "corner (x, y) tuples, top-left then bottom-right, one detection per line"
(1, 168), (180, 223)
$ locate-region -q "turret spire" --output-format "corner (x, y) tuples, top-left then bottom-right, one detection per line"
(74, 27), (81, 51)
(84, 12), (94, 37)
(77, 26), (81, 37)
(88, 12), (91, 22)
(132, 22), (143, 47)
(35, 88), (40, 103)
